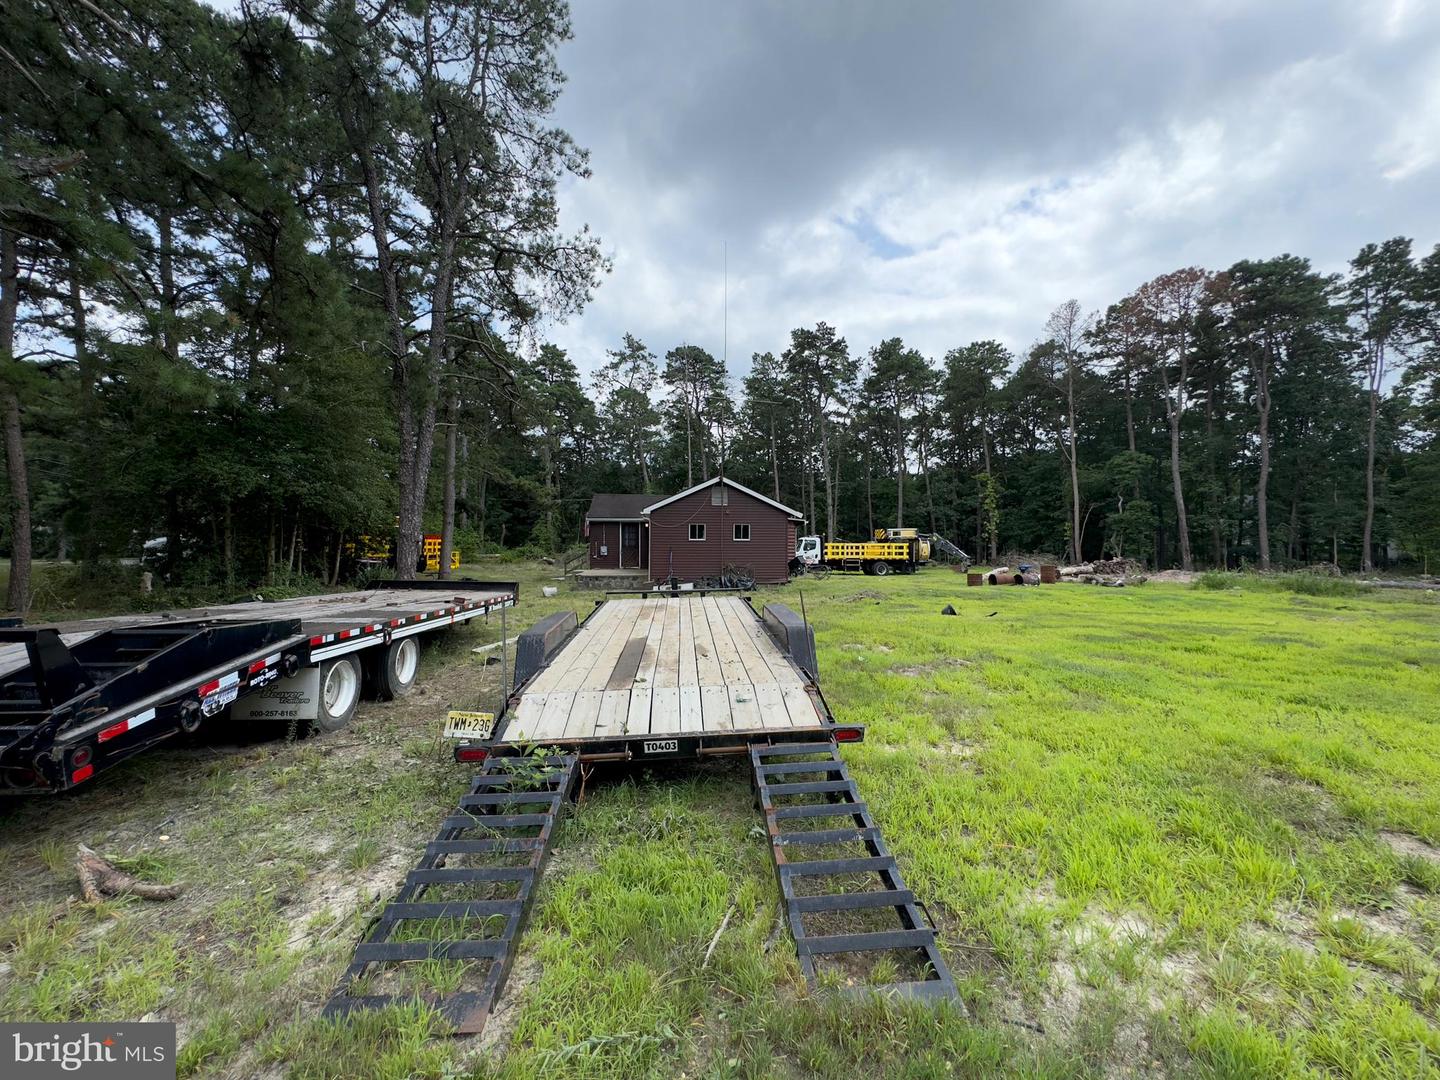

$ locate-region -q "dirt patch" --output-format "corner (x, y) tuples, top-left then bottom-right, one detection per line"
(895, 658), (974, 677)
(474, 949), (542, 1057)
(1380, 831), (1440, 863)
(1148, 570), (1198, 584)
(837, 591), (886, 603)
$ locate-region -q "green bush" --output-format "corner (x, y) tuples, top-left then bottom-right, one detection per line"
(1194, 571), (1239, 590)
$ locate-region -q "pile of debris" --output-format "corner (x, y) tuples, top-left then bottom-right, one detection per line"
(1059, 558), (1146, 587)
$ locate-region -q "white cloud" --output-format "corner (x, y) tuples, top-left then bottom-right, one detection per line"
(543, 1), (1440, 379)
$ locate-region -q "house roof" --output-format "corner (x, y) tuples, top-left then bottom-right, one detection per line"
(585, 493), (653, 521)
(642, 476), (804, 520)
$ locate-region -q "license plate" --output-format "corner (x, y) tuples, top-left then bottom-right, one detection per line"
(643, 739), (679, 755)
(444, 710), (495, 740)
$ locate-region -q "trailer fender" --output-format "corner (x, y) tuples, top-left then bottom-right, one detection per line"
(760, 604), (818, 682)
(513, 610), (579, 691)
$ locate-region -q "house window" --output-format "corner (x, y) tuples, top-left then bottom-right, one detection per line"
(711, 486), (729, 506)
(689, 523), (706, 541)
(733, 523), (751, 541)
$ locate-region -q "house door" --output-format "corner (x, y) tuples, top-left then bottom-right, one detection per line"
(621, 523), (640, 568)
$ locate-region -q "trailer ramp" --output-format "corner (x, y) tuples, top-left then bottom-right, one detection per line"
(324, 753), (579, 1034)
(751, 740), (958, 1002)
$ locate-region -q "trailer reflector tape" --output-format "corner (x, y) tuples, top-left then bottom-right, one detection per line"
(390, 618), (403, 627)
(71, 764), (94, 784)
(198, 678), (220, 696)
(310, 635), (324, 646)
(98, 707), (157, 743)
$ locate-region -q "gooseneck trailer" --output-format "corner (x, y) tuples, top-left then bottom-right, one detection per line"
(326, 591), (958, 1033)
(0, 580), (517, 795)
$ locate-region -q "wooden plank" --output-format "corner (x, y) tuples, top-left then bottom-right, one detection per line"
(700, 685), (733, 732)
(753, 682), (792, 729)
(782, 684), (825, 728)
(527, 691), (577, 741)
(650, 686), (682, 735)
(703, 597), (751, 688)
(593, 689), (631, 738)
(690, 595), (725, 687)
(652, 599), (682, 689)
(524, 604), (617, 693)
(631, 598), (669, 704)
(606, 597), (660, 691)
(562, 600), (641, 692)
(728, 684), (763, 730)
(506, 693), (549, 742)
(720, 596), (806, 688)
(677, 597), (699, 688)
(563, 689), (605, 738)
(625, 686), (653, 736)
(678, 685), (704, 733)
(714, 597), (777, 693)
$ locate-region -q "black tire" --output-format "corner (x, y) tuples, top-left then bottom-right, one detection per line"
(371, 636), (420, 701)
(312, 656), (363, 734)
(872, 560), (891, 577)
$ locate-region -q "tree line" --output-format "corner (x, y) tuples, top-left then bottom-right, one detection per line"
(1, 0), (602, 610)
(571, 243), (1440, 575)
(3, 2), (1438, 614)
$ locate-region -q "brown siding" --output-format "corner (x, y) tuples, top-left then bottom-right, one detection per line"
(648, 485), (795, 584)
(587, 521), (649, 569)
(588, 521), (620, 569)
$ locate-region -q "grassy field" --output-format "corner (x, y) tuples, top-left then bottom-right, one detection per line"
(2, 565), (1439, 1077)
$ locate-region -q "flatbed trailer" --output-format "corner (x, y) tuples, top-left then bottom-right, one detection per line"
(454, 592), (862, 762)
(0, 579), (517, 796)
(329, 590), (957, 1032)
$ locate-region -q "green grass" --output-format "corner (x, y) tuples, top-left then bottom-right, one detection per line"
(2, 563), (1439, 1076)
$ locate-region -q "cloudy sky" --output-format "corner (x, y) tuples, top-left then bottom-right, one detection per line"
(541, 0), (1440, 378)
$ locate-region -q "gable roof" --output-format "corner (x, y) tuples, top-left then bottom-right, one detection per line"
(585, 493), (653, 521)
(642, 476), (804, 520)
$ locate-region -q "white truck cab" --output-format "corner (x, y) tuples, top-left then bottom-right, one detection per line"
(795, 535), (822, 565)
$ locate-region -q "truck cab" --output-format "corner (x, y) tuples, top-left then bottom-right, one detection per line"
(795, 536), (822, 565)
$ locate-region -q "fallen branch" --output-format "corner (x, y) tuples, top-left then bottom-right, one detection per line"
(75, 844), (184, 903)
(702, 905), (735, 969)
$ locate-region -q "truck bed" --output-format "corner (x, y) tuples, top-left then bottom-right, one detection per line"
(501, 595), (826, 744)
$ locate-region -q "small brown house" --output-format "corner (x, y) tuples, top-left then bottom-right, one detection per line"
(584, 493), (651, 571)
(646, 477), (803, 584)
(586, 478), (803, 584)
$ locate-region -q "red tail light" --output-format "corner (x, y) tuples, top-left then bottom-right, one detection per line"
(833, 728), (863, 743)
(455, 747), (489, 763)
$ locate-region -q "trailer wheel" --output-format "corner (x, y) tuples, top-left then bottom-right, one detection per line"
(372, 637), (420, 701)
(871, 560), (892, 577)
(313, 656), (362, 733)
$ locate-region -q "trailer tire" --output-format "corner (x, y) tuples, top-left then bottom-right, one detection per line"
(371, 637), (420, 701)
(313, 656), (362, 733)
(871, 560), (891, 577)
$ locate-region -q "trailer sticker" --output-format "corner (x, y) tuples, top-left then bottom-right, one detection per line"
(643, 739), (680, 755)
(443, 711), (495, 740)
(249, 667), (279, 690)
(201, 684), (240, 716)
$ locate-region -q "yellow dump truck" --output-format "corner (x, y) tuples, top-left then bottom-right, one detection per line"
(794, 529), (929, 576)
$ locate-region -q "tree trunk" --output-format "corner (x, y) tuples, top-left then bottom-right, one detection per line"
(1361, 351), (1381, 572)
(1162, 369), (1193, 571)
(439, 391), (458, 578)
(477, 471), (488, 545)
(894, 408), (905, 528)
(769, 412), (780, 502)
(1256, 408), (1270, 571)
(223, 500), (234, 587)
(818, 405), (836, 539)
(0, 229), (30, 612)
(1066, 378), (1081, 563)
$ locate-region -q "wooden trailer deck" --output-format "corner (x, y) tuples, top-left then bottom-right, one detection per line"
(502, 595), (825, 743)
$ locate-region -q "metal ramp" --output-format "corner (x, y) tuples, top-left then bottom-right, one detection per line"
(750, 740), (958, 1001)
(925, 534), (971, 564)
(324, 753), (580, 1034)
